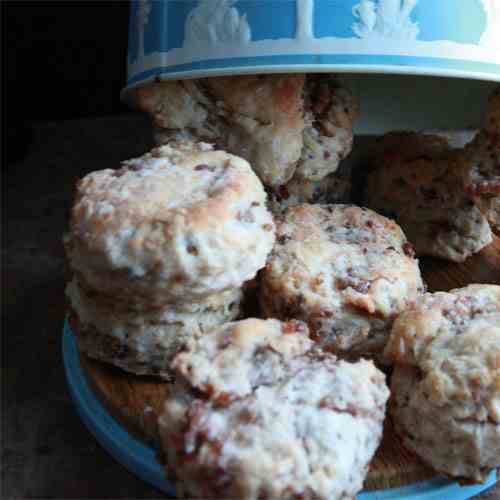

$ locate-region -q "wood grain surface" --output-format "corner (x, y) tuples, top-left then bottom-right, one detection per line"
(80, 237), (500, 492)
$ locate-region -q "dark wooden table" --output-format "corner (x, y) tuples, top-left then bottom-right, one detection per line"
(2, 115), (499, 499)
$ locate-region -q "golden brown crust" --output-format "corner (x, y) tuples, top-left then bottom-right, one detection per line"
(203, 74), (305, 132)
(133, 75), (305, 187)
(65, 141), (275, 307)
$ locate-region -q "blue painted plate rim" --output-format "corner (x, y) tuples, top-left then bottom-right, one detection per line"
(62, 319), (497, 499)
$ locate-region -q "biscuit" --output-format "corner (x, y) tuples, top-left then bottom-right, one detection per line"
(268, 173), (351, 213)
(135, 75), (305, 187)
(66, 278), (242, 380)
(137, 75), (358, 187)
(485, 86), (500, 136)
(461, 88), (500, 235)
(296, 75), (358, 181)
(159, 318), (389, 499)
(260, 204), (424, 357)
(65, 141), (275, 307)
(384, 285), (500, 482)
(366, 132), (492, 262)
(463, 132), (500, 235)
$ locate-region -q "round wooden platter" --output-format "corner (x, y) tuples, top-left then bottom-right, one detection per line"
(64, 237), (500, 499)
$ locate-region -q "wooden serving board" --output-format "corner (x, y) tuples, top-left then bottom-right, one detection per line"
(79, 237), (500, 492)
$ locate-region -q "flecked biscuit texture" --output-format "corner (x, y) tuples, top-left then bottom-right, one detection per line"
(65, 141), (275, 307)
(66, 278), (242, 380)
(136, 75), (305, 187)
(268, 173), (351, 214)
(296, 75), (358, 181)
(260, 204), (424, 357)
(462, 88), (500, 235)
(463, 132), (500, 235)
(366, 132), (492, 262)
(485, 86), (500, 136)
(159, 318), (389, 499)
(385, 285), (500, 482)
(138, 74), (358, 187)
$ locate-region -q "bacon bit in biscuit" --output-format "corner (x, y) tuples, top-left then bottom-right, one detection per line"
(278, 185), (290, 200)
(469, 377), (482, 404)
(239, 408), (257, 424)
(237, 210), (256, 223)
(319, 398), (359, 416)
(111, 168), (126, 178)
(195, 163), (216, 172)
(311, 276), (324, 292)
(282, 320), (307, 335)
(277, 234), (291, 244)
(214, 392), (232, 407)
(402, 242), (415, 257)
(282, 321), (298, 334)
(128, 164), (144, 172)
(309, 326), (322, 344)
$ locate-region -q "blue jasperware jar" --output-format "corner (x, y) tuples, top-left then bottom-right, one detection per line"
(122, 0), (500, 132)
(124, 0), (500, 90)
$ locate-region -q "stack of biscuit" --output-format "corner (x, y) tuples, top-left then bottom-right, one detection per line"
(65, 141), (275, 379)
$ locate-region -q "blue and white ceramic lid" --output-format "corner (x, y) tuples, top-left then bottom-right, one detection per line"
(124, 0), (500, 96)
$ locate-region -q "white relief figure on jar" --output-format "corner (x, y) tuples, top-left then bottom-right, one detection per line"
(479, 0), (500, 49)
(296, 0), (315, 40)
(136, 0), (151, 61)
(352, 0), (419, 41)
(184, 0), (251, 48)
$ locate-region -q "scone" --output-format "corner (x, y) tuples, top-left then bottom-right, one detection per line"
(64, 141), (275, 308)
(463, 132), (500, 235)
(366, 132), (492, 262)
(260, 204), (424, 357)
(136, 74), (358, 187)
(462, 88), (500, 235)
(295, 75), (359, 181)
(485, 86), (500, 136)
(135, 74), (305, 187)
(159, 318), (389, 499)
(268, 173), (351, 213)
(66, 278), (242, 379)
(384, 285), (500, 482)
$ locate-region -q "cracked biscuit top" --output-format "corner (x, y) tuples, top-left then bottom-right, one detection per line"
(385, 284), (500, 423)
(260, 204), (424, 356)
(160, 318), (389, 499)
